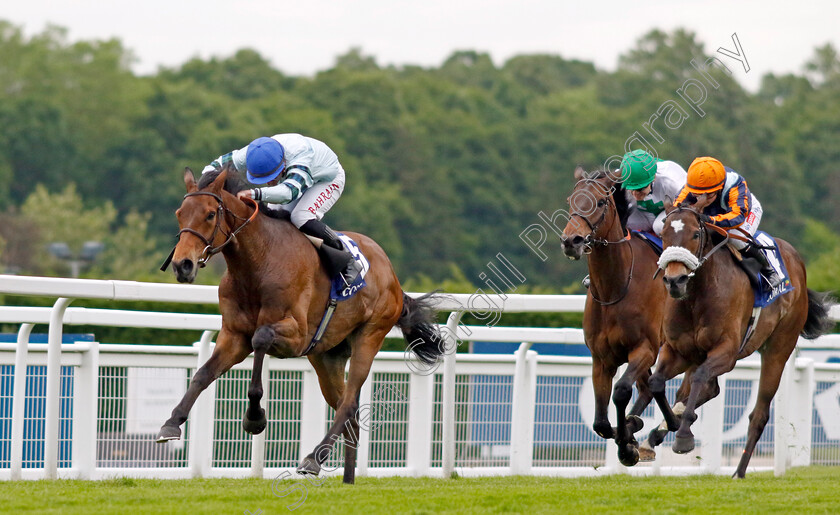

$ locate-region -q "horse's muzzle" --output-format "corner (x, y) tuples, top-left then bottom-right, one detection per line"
(663, 273), (690, 299)
(561, 236), (585, 260)
(173, 259), (197, 284)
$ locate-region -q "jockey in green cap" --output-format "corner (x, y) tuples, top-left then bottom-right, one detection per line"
(621, 149), (687, 236)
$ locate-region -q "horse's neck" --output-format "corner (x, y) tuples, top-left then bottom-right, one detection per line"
(219, 204), (307, 279)
(587, 224), (630, 295)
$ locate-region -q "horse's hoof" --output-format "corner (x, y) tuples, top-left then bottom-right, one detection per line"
(618, 440), (640, 467)
(242, 408), (267, 435)
(638, 446), (656, 462)
(156, 425), (181, 443)
(297, 456), (321, 476)
(594, 422), (615, 440)
(672, 434), (695, 454)
(626, 415), (644, 434)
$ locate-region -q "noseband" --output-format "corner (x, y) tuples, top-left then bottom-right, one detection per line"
(656, 208), (730, 278)
(160, 192), (260, 271)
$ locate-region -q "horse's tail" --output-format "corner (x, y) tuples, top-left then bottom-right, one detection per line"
(801, 289), (835, 340)
(398, 291), (445, 367)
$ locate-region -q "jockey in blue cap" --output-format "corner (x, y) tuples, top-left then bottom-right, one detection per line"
(202, 133), (362, 286)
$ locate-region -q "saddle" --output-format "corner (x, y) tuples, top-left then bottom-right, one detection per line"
(727, 231), (793, 308)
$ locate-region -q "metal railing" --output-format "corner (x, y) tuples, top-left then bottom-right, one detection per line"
(0, 274), (838, 480)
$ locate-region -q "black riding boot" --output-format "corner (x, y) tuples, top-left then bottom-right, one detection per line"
(299, 220), (363, 286)
(741, 244), (783, 289)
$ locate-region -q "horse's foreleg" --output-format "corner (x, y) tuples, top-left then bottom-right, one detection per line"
(591, 360), (617, 440)
(613, 346), (656, 467)
(649, 344), (689, 432)
(638, 346), (691, 460)
(672, 346), (735, 454)
(157, 331), (250, 442)
(243, 328), (269, 435)
(243, 321), (301, 435)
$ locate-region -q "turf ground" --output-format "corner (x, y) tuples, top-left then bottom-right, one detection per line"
(1, 467), (837, 514)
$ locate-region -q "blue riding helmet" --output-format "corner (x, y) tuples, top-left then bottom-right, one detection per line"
(246, 137), (285, 184)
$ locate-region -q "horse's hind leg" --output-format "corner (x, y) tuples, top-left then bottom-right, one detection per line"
(299, 327), (387, 485)
(296, 342), (352, 478)
(157, 331), (250, 442)
(733, 333), (797, 478)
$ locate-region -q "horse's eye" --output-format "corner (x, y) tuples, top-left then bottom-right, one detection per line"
(206, 212), (216, 221)
(597, 199), (606, 207)
(693, 231), (701, 239)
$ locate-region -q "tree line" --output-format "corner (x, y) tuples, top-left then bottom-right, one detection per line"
(2, 21), (839, 301)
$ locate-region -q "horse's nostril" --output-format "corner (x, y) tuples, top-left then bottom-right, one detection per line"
(176, 260), (194, 276)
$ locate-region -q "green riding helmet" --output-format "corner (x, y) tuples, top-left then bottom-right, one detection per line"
(620, 150), (661, 190)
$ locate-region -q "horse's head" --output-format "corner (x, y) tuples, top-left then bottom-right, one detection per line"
(658, 204), (708, 299)
(561, 166), (630, 260)
(170, 167), (259, 283)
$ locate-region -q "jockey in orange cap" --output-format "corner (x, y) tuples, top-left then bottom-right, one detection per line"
(674, 157), (782, 288)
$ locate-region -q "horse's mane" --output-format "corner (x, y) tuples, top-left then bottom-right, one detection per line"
(198, 169), (291, 221)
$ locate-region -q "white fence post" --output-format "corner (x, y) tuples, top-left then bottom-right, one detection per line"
(250, 356), (271, 478)
(407, 371), (435, 476)
(789, 357), (815, 467)
(72, 341), (99, 479)
(45, 297), (73, 479)
(188, 332), (216, 478)
(701, 375), (726, 474)
(510, 344), (536, 475)
(10, 323), (34, 480)
(442, 310), (465, 478)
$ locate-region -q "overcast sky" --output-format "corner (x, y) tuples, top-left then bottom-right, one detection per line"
(5, 1), (838, 91)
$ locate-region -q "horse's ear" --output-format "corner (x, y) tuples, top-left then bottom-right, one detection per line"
(213, 169), (227, 190)
(664, 202), (677, 214)
(574, 166), (586, 181)
(184, 167), (197, 193)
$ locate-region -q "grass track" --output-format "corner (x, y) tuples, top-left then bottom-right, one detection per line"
(1, 467), (838, 514)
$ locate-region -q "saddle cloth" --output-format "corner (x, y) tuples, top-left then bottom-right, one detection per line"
(743, 231), (794, 307)
(631, 230), (663, 255)
(329, 233), (370, 301)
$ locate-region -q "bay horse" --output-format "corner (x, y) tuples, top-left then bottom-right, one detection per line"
(652, 204), (832, 478)
(560, 167), (679, 466)
(155, 168), (444, 484)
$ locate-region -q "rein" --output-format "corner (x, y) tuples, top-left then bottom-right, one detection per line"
(160, 192), (260, 271)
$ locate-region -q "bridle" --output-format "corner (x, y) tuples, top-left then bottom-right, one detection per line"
(656, 207), (731, 279)
(567, 182), (634, 306)
(567, 183), (631, 253)
(160, 192), (260, 271)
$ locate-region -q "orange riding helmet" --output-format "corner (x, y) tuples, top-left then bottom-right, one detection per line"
(685, 157), (726, 194)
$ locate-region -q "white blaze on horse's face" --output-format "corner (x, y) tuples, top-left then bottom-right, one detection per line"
(669, 219), (685, 234)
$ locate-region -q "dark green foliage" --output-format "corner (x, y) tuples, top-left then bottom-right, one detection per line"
(2, 21), (840, 303)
